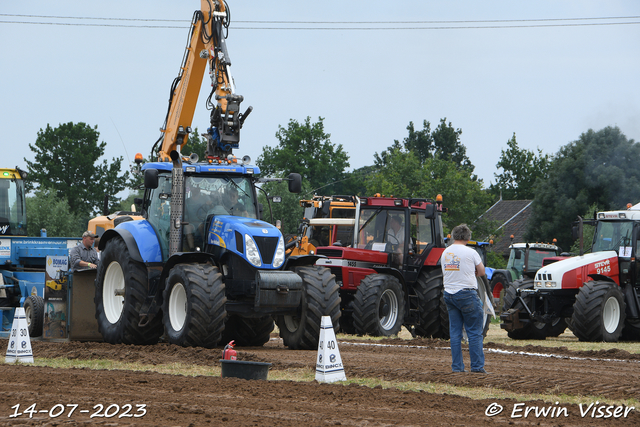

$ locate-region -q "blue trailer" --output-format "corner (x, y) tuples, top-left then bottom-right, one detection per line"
(0, 167), (84, 338)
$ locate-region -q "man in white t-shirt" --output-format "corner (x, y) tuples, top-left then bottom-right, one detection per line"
(440, 224), (487, 374)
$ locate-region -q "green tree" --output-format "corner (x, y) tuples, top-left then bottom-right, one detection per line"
(24, 122), (128, 217)
(568, 202), (601, 255)
(526, 126), (640, 250)
(257, 179), (310, 235)
(379, 118), (474, 174)
(432, 118), (474, 174)
(401, 120), (433, 164)
(257, 117), (350, 195)
(338, 165), (378, 197)
(25, 190), (84, 237)
(367, 147), (491, 233)
(117, 190), (144, 213)
(486, 250), (507, 269)
(490, 133), (551, 200)
(180, 127), (207, 161)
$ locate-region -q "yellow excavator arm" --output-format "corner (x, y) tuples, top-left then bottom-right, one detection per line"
(155, 0), (251, 162)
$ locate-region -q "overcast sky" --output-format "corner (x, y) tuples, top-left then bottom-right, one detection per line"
(2, 1), (639, 195)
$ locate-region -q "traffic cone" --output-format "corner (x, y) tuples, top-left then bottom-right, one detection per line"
(315, 315), (346, 383)
(5, 307), (34, 364)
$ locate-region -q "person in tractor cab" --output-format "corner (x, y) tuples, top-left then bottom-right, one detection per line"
(69, 231), (99, 271)
(183, 183), (209, 250)
(224, 186), (247, 217)
(386, 215), (404, 247)
(440, 224), (487, 374)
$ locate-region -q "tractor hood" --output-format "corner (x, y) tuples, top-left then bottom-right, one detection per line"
(207, 216), (285, 269)
(534, 251), (619, 290)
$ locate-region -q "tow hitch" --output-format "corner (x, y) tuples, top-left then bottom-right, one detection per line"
(500, 288), (537, 332)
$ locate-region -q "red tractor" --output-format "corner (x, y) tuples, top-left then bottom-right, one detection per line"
(500, 204), (640, 341)
(315, 195), (493, 338)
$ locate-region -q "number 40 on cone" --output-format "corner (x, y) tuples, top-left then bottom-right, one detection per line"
(315, 316), (346, 383)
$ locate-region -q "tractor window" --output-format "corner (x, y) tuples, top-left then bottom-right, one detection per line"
(331, 207), (355, 245)
(0, 177), (27, 236)
(592, 221), (633, 254)
(146, 174), (172, 260)
(526, 250), (558, 271)
(507, 249), (525, 277)
(356, 207), (407, 253)
(357, 208), (385, 248)
(411, 211), (433, 254)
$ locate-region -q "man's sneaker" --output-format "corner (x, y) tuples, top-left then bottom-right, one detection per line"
(471, 368), (489, 374)
(452, 370), (468, 373)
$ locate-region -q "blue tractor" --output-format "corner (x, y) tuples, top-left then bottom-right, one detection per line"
(93, 1), (340, 350)
(95, 154), (340, 350)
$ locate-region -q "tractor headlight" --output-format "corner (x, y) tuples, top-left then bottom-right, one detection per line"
(245, 234), (262, 267)
(272, 237), (285, 268)
(545, 281), (555, 288)
(535, 281), (542, 288)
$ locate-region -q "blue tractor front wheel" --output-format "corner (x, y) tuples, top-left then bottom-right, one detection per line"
(162, 263), (227, 348)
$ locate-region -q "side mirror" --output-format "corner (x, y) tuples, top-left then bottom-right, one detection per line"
(514, 250), (522, 260)
(424, 204), (436, 219)
(288, 173), (302, 193)
(572, 225), (579, 241)
(144, 169), (158, 189)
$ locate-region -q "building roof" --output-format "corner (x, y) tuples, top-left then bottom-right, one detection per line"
(479, 199), (533, 256)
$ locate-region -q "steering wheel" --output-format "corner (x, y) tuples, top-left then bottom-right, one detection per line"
(196, 204), (210, 221)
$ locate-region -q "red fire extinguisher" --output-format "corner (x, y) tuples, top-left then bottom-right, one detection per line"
(222, 340), (237, 360)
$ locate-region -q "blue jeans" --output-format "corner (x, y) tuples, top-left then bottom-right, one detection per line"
(444, 289), (485, 372)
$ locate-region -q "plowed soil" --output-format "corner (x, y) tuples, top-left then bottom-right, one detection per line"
(1, 330), (639, 426)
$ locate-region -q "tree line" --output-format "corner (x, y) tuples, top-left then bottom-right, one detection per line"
(22, 119), (638, 256)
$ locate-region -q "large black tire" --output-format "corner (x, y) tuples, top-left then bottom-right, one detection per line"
(338, 310), (356, 335)
(163, 264), (227, 348)
(95, 237), (163, 345)
(502, 278), (551, 340)
(352, 274), (405, 337)
(276, 266), (341, 350)
(413, 269), (449, 339)
(337, 297), (356, 335)
(620, 318), (640, 341)
(221, 315), (274, 347)
(490, 272), (509, 313)
(23, 295), (44, 337)
(571, 281), (626, 342)
(546, 317), (568, 337)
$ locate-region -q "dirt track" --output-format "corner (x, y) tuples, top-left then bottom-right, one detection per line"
(1, 333), (639, 426)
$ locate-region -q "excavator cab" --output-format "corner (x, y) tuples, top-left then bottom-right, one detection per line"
(0, 168), (27, 236)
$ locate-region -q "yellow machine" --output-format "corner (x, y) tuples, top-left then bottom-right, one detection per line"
(45, 273), (68, 295)
(0, 167), (27, 236)
(151, 0), (251, 163)
(88, 209), (143, 238)
(286, 195), (357, 256)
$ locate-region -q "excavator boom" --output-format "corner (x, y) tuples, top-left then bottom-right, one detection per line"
(156, 0), (250, 162)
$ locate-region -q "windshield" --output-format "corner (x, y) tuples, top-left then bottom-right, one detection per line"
(146, 174), (258, 258)
(0, 177), (27, 236)
(356, 207), (405, 250)
(184, 175), (258, 221)
(592, 220), (633, 254)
